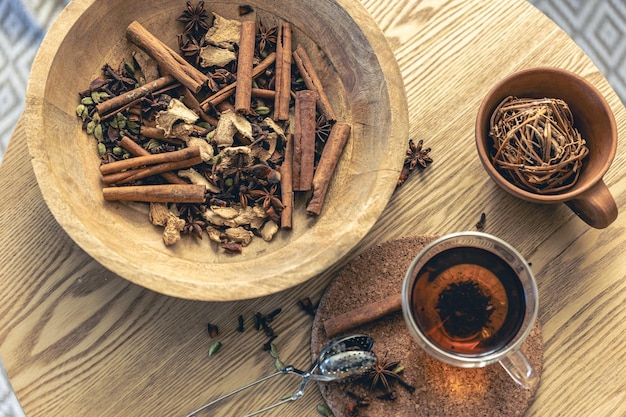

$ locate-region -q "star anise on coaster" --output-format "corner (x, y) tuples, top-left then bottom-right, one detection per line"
(397, 138), (433, 186)
(177, 1), (210, 36)
(361, 352), (415, 393)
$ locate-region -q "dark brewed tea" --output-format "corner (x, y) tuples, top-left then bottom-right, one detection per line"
(409, 246), (525, 356)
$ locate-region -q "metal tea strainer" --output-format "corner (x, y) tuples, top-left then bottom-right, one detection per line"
(183, 334), (376, 417)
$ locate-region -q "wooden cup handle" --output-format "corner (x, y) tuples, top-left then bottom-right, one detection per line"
(565, 179), (618, 229)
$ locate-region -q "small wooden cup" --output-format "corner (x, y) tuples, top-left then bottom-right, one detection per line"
(475, 67), (618, 229)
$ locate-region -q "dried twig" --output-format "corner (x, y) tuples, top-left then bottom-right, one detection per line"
(489, 96), (589, 194)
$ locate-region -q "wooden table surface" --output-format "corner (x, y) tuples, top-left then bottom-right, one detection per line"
(1, 0), (625, 416)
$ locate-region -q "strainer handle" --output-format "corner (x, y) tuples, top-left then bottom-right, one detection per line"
(241, 394), (300, 417)
(183, 370), (285, 417)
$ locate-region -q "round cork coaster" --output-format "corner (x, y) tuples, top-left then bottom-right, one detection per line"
(311, 235), (543, 417)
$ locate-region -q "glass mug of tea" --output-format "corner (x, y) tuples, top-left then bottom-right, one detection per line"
(401, 232), (539, 389)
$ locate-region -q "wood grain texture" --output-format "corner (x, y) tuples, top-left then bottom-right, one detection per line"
(1, 0), (625, 416)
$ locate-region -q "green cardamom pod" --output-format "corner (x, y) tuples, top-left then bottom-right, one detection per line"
(76, 104), (86, 117)
(81, 97), (94, 106)
(145, 139), (161, 151)
(97, 142), (106, 157)
(316, 404), (333, 416)
(269, 343), (279, 359)
(127, 121), (140, 134)
(93, 124), (104, 141)
(98, 92), (110, 101)
(113, 147), (123, 156)
(86, 120), (96, 134)
(274, 357), (285, 372)
(206, 130), (216, 140)
(91, 91), (101, 104)
(208, 341), (222, 356)
(255, 106), (271, 115)
(115, 113), (127, 129)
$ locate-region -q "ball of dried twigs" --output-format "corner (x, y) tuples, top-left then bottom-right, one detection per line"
(489, 96), (589, 194)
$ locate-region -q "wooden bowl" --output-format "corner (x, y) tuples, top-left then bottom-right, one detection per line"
(24, 0), (408, 300)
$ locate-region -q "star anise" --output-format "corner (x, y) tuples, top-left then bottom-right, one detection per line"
(178, 33), (203, 67)
(406, 139), (432, 170)
(397, 139), (433, 186)
(177, 1), (210, 36)
(249, 185), (284, 212)
(177, 203), (205, 221)
(183, 218), (206, 239)
(256, 22), (278, 55)
(361, 352), (414, 393)
(102, 64), (136, 94)
(208, 69), (236, 92)
(315, 114), (332, 144)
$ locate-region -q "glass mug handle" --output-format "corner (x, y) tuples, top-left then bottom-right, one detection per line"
(498, 349), (539, 390)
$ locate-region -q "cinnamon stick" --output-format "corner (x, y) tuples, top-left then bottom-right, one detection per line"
(95, 75), (176, 117)
(274, 23), (292, 121)
(103, 184), (206, 203)
(102, 155), (203, 185)
(126, 21), (208, 93)
(100, 146), (200, 176)
(293, 44), (336, 122)
(118, 136), (187, 185)
(200, 52), (276, 112)
(251, 88), (276, 100)
(280, 133), (294, 229)
(293, 90), (317, 191)
(306, 122), (351, 216)
(234, 21), (256, 113)
(324, 294), (402, 338)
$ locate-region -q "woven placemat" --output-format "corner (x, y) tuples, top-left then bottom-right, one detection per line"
(311, 235), (542, 417)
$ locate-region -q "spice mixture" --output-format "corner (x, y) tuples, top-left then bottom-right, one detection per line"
(76, 1), (351, 253)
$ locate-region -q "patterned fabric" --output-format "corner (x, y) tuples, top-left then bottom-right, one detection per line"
(531, 0), (626, 100)
(0, 0), (67, 163)
(0, 360), (24, 417)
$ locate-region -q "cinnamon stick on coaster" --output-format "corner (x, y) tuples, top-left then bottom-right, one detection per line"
(234, 21), (256, 113)
(274, 23), (292, 121)
(293, 44), (337, 123)
(103, 184), (206, 203)
(307, 122), (351, 216)
(280, 133), (295, 229)
(126, 21), (208, 93)
(324, 294), (402, 338)
(293, 90), (318, 191)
